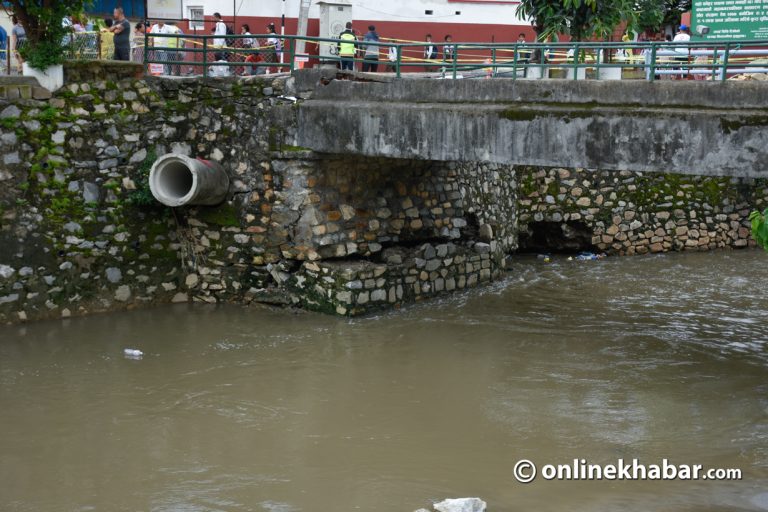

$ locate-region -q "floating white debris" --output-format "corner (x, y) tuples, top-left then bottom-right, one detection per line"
(123, 349), (144, 358)
(433, 497), (487, 512)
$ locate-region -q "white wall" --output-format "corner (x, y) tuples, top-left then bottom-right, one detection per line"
(181, 0), (526, 25)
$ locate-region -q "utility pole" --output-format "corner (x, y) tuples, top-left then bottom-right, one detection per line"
(280, 0), (286, 65)
(295, 0), (312, 62)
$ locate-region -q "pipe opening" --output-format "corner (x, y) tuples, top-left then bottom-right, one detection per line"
(157, 161), (194, 201)
(150, 153), (230, 207)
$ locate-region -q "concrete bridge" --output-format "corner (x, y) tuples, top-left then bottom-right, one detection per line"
(293, 74), (768, 177)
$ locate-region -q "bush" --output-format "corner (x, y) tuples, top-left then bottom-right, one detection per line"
(9, 1), (92, 70)
(750, 209), (768, 251)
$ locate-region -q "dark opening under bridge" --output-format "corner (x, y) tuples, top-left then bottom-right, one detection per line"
(291, 73), (768, 178)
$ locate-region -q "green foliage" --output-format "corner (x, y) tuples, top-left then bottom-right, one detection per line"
(127, 148), (159, 206)
(197, 203), (240, 227)
(8, 0), (93, 70)
(517, 0), (639, 41)
(636, 0), (666, 32)
(749, 209), (768, 251)
(37, 105), (60, 123)
(0, 117), (18, 129)
(636, 0), (691, 32)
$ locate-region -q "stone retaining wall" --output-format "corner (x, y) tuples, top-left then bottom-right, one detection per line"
(0, 66), (517, 323)
(0, 64), (764, 325)
(517, 167), (765, 255)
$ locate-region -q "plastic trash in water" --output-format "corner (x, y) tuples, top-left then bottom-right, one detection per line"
(123, 348), (144, 359)
(434, 497), (487, 512)
(537, 253), (552, 263)
(575, 252), (607, 261)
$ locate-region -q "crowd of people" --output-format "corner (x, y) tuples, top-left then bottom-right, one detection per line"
(0, 9), (700, 79)
(334, 22), (468, 73)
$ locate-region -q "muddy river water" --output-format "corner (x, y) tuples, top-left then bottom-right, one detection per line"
(1, 250), (767, 512)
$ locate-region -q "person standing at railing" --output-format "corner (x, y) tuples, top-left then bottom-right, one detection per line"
(11, 16), (26, 74)
(100, 19), (114, 60)
(164, 22), (183, 76)
(150, 20), (169, 73)
(362, 25), (380, 72)
(337, 22), (357, 72)
(62, 15), (74, 47)
(386, 44), (398, 72)
(672, 24), (691, 79)
(443, 35), (455, 66)
(73, 16), (86, 33)
(424, 34), (438, 72)
(516, 33), (531, 67)
(240, 25), (254, 49)
(266, 23), (282, 73)
(107, 7), (131, 61)
(0, 25), (6, 75)
(132, 22), (146, 63)
(213, 13), (227, 48)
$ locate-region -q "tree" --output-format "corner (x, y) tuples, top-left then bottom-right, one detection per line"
(636, 0), (666, 33)
(636, 0), (691, 33)
(516, 0), (639, 42)
(3, 0), (92, 69)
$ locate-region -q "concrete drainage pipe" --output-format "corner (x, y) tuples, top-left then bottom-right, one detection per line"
(149, 154), (230, 207)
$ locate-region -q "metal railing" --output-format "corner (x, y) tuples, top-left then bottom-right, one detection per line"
(3, 31), (148, 75)
(141, 33), (768, 81)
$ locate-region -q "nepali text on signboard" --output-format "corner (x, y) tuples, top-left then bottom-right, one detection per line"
(692, 0), (768, 40)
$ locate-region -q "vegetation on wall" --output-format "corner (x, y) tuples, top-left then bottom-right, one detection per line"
(750, 209), (768, 252)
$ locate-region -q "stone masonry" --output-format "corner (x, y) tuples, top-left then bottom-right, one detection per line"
(517, 167), (765, 255)
(0, 64), (515, 323)
(0, 64), (765, 324)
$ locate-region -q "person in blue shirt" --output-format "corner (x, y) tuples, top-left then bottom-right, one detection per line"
(0, 24), (7, 72)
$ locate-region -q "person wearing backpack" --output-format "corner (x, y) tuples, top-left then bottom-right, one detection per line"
(362, 25), (380, 72)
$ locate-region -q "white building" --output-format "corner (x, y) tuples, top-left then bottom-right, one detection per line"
(170, 0), (532, 44)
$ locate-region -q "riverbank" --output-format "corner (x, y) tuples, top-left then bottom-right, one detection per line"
(0, 63), (764, 324)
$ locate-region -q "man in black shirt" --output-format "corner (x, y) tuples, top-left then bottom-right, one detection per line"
(108, 7), (131, 61)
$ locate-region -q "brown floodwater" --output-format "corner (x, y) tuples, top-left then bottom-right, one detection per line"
(1, 250), (767, 512)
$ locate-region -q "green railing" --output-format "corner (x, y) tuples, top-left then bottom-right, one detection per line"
(143, 33), (768, 82)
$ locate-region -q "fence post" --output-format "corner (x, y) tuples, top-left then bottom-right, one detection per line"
(512, 43), (519, 80)
(649, 43), (657, 82)
(142, 27), (148, 68)
(452, 44), (458, 80)
(441, 46), (446, 78)
(720, 43), (730, 82)
(491, 47), (497, 78)
(595, 43), (602, 80)
(710, 47), (719, 81)
(572, 43), (580, 80)
(289, 37), (295, 72)
(203, 37), (209, 78)
(396, 45), (402, 78)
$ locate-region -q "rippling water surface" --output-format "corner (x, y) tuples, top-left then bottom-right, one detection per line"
(1, 250), (767, 512)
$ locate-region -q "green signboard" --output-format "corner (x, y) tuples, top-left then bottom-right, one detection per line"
(692, 0), (768, 40)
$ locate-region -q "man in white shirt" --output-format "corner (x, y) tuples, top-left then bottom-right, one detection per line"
(164, 22), (183, 76)
(673, 24), (691, 43)
(149, 21), (168, 74)
(672, 24), (691, 79)
(213, 12), (227, 48)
